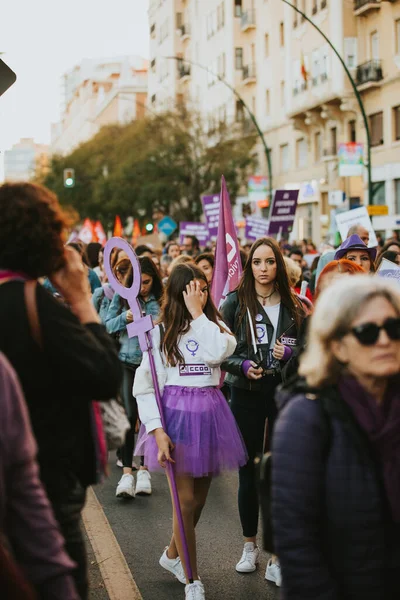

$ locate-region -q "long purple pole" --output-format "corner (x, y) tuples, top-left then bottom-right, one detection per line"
(104, 238), (193, 583)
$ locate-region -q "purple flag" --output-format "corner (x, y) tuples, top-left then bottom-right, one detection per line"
(211, 176), (243, 308)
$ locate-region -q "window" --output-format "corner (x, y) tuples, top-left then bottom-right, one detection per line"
(370, 111), (384, 147)
(396, 19), (400, 54)
(252, 96), (256, 114)
(234, 0), (242, 18)
(296, 138), (307, 169)
(265, 34), (270, 57)
(280, 144), (289, 173)
(150, 58), (156, 72)
(370, 31), (379, 61)
(151, 94), (156, 104)
(236, 99), (244, 121)
(371, 182), (386, 206)
(312, 1), (318, 14)
(266, 89), (270, 115)
(344, 38), (357, 69)
(394, 106), (400, 141)
(395, 179), (400, 214)
(349, 119), (356, 143)
(311, 49), (319, 86)
(235, 48), (243, 70)
(217, 3), (225, 29)
(314, 131), (322, 162)
(293, 0), (298, 27)
(176, 12), (182, 28)
(280, 80), (285, 106)
(218, 53), (226, 77)
(280, 22), (284, 47)
(330, 126), (337, 156)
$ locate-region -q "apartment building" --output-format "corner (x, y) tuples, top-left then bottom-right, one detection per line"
(148, 0), (400, 243)
(4, 138), (49, 182)
(51, 56), (148, 156)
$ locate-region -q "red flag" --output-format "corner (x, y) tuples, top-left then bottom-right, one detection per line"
(211, 176), (243, 309)
(131, 219), (141, 246)
(94, 221), (107, 246)
(78, 218), (94, 244)
(113, 215), (123, 237)
(300, 52), (308, 83)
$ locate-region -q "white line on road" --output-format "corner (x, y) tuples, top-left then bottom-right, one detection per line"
(82, 487), (143, 600)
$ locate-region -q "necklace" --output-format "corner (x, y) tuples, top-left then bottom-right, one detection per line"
(256, 289), (275, 305)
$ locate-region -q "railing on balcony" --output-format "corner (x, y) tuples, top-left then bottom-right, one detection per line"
(241, 9), (256, 31)
(242, 63), (257, 82)
(356, 60), (383, 86)
(178, 64), (191, 80)
(354, 0), (381, 12)
(178, 23), (191, 38)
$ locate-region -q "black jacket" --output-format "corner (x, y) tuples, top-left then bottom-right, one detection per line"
(220, 291), (305, 391)
(0, 281), (122, 490)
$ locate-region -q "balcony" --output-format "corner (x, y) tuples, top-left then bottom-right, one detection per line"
(241, 9), (256, 32)
(356, 60), (383, 91)
(178, 64), (191, 81)
(353, 0), (381, 16)
(242, 63), (256, 84)
(178, 23), (191, 41)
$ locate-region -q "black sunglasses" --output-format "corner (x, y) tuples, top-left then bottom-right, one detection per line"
(350, 317), (400, 346)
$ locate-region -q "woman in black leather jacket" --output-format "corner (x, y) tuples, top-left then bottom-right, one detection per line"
(220, 237), (305, 585)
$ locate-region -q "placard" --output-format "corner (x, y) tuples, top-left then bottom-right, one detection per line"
(335, 206), (378, 248)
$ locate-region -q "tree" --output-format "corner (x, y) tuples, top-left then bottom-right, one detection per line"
(42, 110), (258, 227)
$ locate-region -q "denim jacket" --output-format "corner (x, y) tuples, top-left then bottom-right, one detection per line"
(92, 284), (114, 323)
(105, 293), (160, 366)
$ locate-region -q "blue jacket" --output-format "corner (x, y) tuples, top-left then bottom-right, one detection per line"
(92, 285), (113, 323)
(271, 380), (400, 600)
(105, 293), (160, 365)
(43, 268), (101, 296)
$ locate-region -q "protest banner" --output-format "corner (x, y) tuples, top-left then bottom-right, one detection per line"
(335, 206), (378, 248)
(179, 222), (210, 247)
(202, 195), (220, 240)
(245, 216), (270, 241)
(377, 258), (400, 286)
(268, 190), (299, 236)
(211, 176), (242, 308)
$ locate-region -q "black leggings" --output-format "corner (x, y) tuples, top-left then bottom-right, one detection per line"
(230, 377), (280, 538)
(120, 364), (143, 468)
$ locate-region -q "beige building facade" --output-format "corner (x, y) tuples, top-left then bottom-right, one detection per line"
(148, 0), (400, 243)
(4, 138), (49, 182)
(51, 56), (148, 156)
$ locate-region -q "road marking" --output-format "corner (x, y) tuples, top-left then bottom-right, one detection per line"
(82, 487), (143, 600)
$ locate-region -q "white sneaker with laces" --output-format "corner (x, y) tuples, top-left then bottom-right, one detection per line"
(235, 542), (260, 573)
(185, 580), (205, 599)
(115, 473), (135, 498)
(265, 559), (282, 587)
(135, 470), (152, 495)
(159, 547), (186, 584)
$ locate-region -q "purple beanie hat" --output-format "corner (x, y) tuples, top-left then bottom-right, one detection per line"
(334, 234), (377, 262)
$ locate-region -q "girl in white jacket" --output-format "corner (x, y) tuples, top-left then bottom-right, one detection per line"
(134, 263), (247, 600)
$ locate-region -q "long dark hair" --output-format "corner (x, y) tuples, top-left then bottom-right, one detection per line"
(122, 256), (163, 308)
(161, 263), (228, 366)
(237, 237), (303, 341)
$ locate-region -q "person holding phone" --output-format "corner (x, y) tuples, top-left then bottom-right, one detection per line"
(220, 237), (305, 586)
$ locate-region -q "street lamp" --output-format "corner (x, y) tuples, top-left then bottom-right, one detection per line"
(166, 56), (273, 209)
(281, 0), (373, 205)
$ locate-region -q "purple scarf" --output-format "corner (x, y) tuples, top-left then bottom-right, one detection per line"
(339, 375), (400, 523)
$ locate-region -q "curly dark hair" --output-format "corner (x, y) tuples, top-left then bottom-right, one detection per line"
(0, 182), (68, 278)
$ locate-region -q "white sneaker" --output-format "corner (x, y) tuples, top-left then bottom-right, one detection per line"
(235, 542), (260, 573)
(115, 473), (135, 498)
(159, 547), (186, 584)
(135, 470), (152, 495)
(185, 580), (205, 599)
(265, 559), (282, 587)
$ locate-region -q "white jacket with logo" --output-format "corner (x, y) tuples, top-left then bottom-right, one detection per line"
(133, 314), (236, 433)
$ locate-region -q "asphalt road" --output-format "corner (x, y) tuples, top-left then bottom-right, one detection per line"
(90, 454), (280, 600)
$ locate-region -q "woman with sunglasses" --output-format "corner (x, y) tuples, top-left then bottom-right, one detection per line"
(105, 256), (163, 498)
(272, 276), (400, 600)
(220, 237), (305, 585)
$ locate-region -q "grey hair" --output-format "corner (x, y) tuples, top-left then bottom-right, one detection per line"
(299, 276), (400, 388)
(347, 223), (364, 237)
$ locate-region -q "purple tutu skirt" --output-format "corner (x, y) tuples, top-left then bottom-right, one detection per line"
(135, 385), (247, 478)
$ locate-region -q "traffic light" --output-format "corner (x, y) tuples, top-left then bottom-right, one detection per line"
(145, 222), (154, 233)
(63, 168), (75, 188)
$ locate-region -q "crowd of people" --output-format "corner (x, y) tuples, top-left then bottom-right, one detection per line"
(0, 181), (399, 600)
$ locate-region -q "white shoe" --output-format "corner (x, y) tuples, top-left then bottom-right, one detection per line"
(185, 580), (205, 599)
(265, 559), (282, 587)
(135, 469), (152, 495)
(235, 542), (260, 573)
(159, 547), (186, 584)
(116, 473), (135, 498)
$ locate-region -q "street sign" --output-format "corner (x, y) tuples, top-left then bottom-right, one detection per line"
(367, 205), (389, 216)
(157, 216), (177, 236)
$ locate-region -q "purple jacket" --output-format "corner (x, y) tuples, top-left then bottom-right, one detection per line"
(0, 353), (79, 599)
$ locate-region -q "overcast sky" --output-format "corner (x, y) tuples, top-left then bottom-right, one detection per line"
(0, 0), (149, 155)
